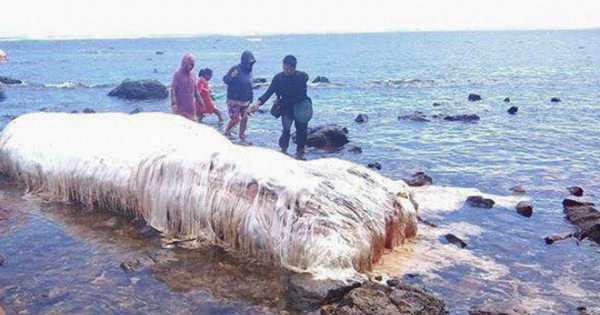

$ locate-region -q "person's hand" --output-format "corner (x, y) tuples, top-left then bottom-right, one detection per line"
(230, 69), (238, 78)
(250, 105), (259, 113)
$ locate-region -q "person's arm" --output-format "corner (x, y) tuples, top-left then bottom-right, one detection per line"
(251, 76), (277, 111)
(170, 78), (178, 113)
(194, 87), (205, 112)
(223, 67), (239, 85)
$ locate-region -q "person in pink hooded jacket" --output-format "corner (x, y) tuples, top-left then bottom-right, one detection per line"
(171, 53), (204, 121)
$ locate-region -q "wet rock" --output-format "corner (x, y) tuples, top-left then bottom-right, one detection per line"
(468, 94), (482, 102)
(298, 124), (349, 148)
(155, 51), (164, 55)
(368, 162), (382, 171)
(70, 110), (79, 114)
(551, 97), (561, 102)
(431, 114), (447, 120)
(287, 273), (360, 312)
(337, 287), (400, 315)
(466, 196), (495, 208)
(103, 217), (119, 228)
(443, 234), (467, 248)
(544, 233), (572, 245)
(398, 111), (430, 122)
(108, 79), (169, 100)
(152, 69), (159, 74)
(469, 301), (530, 315)
(355, 114), (369, 123)
(418, 216), (438, 228)
(0, 76), (22, 85)
(389, 283), (448, 315)
(567, 186), (584, 197)
(347, 145), (363, 154)
(405, 171), (433, 187)
(120, 256), (154, 272)
(504, 97), (510, 102)
(444, 114), (480, 122)
(312, 76), (330, 84)
(83, 108), (96, 114)
(130, 107), (142, 114)
(515, 201), (533, 218)
(507, 106), (518, 114)
(0, 253), (4, 266)
(386, 279), (400, 287)
(509, 185), (526, 194)
(39, 107), (48, 112)
(563, 199), (600, 244)
(432, 102), (443, 107)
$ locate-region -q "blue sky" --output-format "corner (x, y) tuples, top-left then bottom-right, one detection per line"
(1, 0), (599, 39)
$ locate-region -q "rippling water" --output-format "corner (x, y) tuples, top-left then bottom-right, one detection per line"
(1, 30), (600, 314)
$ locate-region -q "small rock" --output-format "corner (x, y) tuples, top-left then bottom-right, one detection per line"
(0, 76), (23, 85)
(443, 234), (467, 248)
(504, 97), (510, 102)
(509, 185), (526, 194)
(296, 125), (349, 148)
(347, 146), (363, 154)
(130, 108), (142, 114)
(0, 254), (4, 266)
(386, 279), (400, 287)
(444, 114), (480, 122)
(544, 233), (572, 245)
(108, 79), (169, 100)
(39, 107), (48, 112)
(405, 171), (433, 187)
(368, 162), (382, 170)
(417, 216), (438, 228)
(83, 108), (96, 114)
(70, 110), (79, 114)
(355, 114), (369, 123)
(507, 106), (518, 114)
(469, 301), (530, 315)
(567, 186), (584, 197)
(312, 76), (330, 84)
(551, 97), (561, 102)
(120, 256), (154, 272)
(432, 102), (443, 107)
(398, 111), (430, 122)
(103, 217), (119, 228)
(468, 94), (482, 102)
(466, 196), (495, 208)
(155, 51), (164, 55)
(152, 69), (159, 74)
(516, 201), (533, 218)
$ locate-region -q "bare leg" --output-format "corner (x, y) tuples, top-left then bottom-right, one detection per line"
(225, 118), (240, 137)
(215, 109), (224, 123)
(239, 115), (248, 141)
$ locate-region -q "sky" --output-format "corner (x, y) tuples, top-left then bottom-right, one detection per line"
(0, 0), (599, 39)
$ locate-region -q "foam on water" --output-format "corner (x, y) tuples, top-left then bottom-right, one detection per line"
(0, 112), (418, 279)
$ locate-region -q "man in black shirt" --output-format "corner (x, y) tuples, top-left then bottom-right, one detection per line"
(251, 55), (310, 157)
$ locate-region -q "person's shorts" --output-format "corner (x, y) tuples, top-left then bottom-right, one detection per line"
(227, 99), (249, 120)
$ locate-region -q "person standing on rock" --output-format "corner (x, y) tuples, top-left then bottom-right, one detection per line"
(223, 50), (256, 141)
(171, 53), (204, 121)
(250, 55), (310, 158)
(197, 68), (224, 123)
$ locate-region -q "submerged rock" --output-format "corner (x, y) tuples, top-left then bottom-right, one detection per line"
(298, 124), (349, 148)
(108, 79), (169, 100)
(551, 97), (561, 102)
(466, 196), (495, 209)
(83, 108), (96, 114)
(405, 171), (433, 187)
(0, 76), (22, 85)
(567, 186), (584, 197)
(444, 114), (480, 122)
(312, 76), (330, 84)
(368, 162), (382, 170)
(418, 216), (438, 228)
(469, 301), (530, 315)
(516, 201), (533, 217)
(563, 199), (600, 244)
(443, 234), (467, 248)
(155, 51), (164, 55)
(355, 114), (369, 123)
(70, 110), (79, 114)
(398, 111), (430, 122)
(287, 273), (360, 312)
(507, 106), (518, 114)
(468, 94), (482, 102)
(544, 233), (572, 245)
(432, 102), (443, 107)
(504, 97), (510, 102)
(509, 185), (526, 194)
(347, 145), (363, 154)
(130, 108), (142, 115)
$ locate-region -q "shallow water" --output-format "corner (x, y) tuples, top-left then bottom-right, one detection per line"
(1, 30), (600, 314)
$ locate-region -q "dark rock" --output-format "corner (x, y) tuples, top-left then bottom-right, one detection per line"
(130, 108), (142, 114)
(417, 216), (438, 228)
(0, 76), (22, 85)
(509, 185), (526, 194)
(431, 114), (447, 120)
(355, 114), (369, 123)
(389, 283), (448, 315)
(0, 253), (4, 266)
(155, 51), (164, 55)
(469, 301), (530, 315)
(39, 107), (48, 112)
(368, 162), (382, 170)
(82, 108), (96, 114)
(287, 272), (360, 312)
(444, 114), (480, 122)
(515, 201), (533, 218)
(108, 79), (169, 100)
(0, 88), (5, 103)
(405, 171), (433, 187)
(312, 76), (330, 84)
(298, 124), (349, 148)
(70, 110), (79, 114)
(562, 199), (595, 208)
(386, 279), (400, 287)
(507, 106), (518, 114)
(551, 97), (561, 102)
(466, 196), (495, 208)
(337, 287), (400, 315)
(432, 102), (443, 107)
(563, 200), (600, 244)
(567, 186), (584, 197)
(152, 69), (159, 74)
(544, 233), (572, 245)
(504, 97), (510, 102)
(468, 94), (482, 102)
(398, 111), (430, 122)
(443, 234), (467, 248)
(347, 146), (363, 154)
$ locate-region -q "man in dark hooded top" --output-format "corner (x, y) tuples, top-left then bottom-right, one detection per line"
(223, 50), (255, 141)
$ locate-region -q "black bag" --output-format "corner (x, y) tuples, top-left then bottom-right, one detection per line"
(270, 97), (282, 118)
